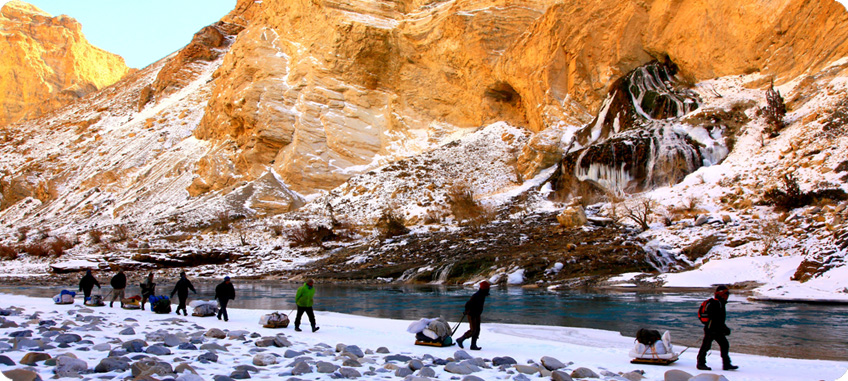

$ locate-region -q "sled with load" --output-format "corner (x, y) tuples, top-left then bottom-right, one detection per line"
(408, 317), (454, 347)
(52, 290), (76, 304)
(629, 328), (685, 365)
(84, 294), (105, 307)
(122, 295), (141, 309)
(149, 295), (172, 314)
(189, 300), (218, 317)
(259, 312), (290, 328)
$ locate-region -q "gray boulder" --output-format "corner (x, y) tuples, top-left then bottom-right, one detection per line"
(385, 354), (412, 362)
(453, 350), (474, 360)
(444, 361), (478, 375)
(227, 330), (249, 340)
(230, 369), (251, 379)
(493, 356), (517, 366)
(571, 367), (599, 379)
(213, 376), (236, 381)
(689, 375), (730, 381)
(206, 328), (227, 339)
(119, 327), (136, 335)
(54, 356), (88, 377)
(551, 370), (574, 381)
(201, 343), (229, 352)
(342, 359), (361, 367)
(95, 357), (131, 373)
(0, 355), (15, 365)
(462, 376), (485, 381)
(418, 367), (436, 378)
(54, 333), (82, 344)
(164, 334), (186, 347)
(131, 358), (174, 378)
(408, 359), (424, 370)
(146, 344), (172, 356)
(179, 342), (198, 350)
(253, 353), (277, 366)
(274, 335), (292, 347)
(540, 356), (566, 371)
(2, 369), (42, 381)
(376, 347), (390, 353)
(339, 367), (362, 379)
(91, 343), (111, 351)
(255, 337), (276, 347)
(316, 361), (338, 373)
(664, 370), (694, 381)
(284, 349), (306, 358)
(514, 364), (540, 375)
(291, 361), (312, 375)
(342, 345), (364, 358)
(198, 351), (219, 363)
(396, 368), (413, 377)
(122, 339), (147, 353)
(622, 371), (645, 381)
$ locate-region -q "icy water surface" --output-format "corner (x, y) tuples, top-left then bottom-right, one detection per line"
(3, 281), (846, 361)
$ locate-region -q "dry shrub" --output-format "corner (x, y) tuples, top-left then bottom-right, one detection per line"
(113, 225), (130, 242)
(623, 197), (657, 231)
(376, 209), (409, 238)
(88, 229), (104, 244)
(46, 237), (72, 256)
(762, 84), (786, 137)
(21, 243), (50, 257)
(669, 195), (707, 221)
(760, 174), (847, 211)
(215, 211), (233, 232)
(759, 218), (783, 254)
(447, 182), (495, 227)
(270, 225), (285, 237)
(0, 245), (18, 260)
(287, 222), (335, 248)
(16, 227), (29, 242)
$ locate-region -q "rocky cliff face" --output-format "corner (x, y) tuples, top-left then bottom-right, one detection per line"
(191, 0), (848, 196)
(0, 1), (130, 126)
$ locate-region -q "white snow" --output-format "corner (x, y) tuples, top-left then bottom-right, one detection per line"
(0, 293), (844, 381)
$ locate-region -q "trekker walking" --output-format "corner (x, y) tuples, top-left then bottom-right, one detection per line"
(170, 271), (197, 316)
(79, 269), (101, 300)
(294, 279), (319, 332)
(456, 281), (490, 350)
(697, 285), (739, 371)
(109, 270), (127, 308)
(215, 276), (235, 321)
(140, 273), (156, 311)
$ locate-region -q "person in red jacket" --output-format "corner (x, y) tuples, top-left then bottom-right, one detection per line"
(456, 281), (490, 350)
(697, 285), (739, 371)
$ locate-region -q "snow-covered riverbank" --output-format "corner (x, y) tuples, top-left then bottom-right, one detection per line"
(0, 294), (845, 381)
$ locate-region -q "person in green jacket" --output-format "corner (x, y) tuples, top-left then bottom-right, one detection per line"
(294, 279), (319, 332)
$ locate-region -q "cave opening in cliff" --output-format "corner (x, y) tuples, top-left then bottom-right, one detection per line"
(485, 82), (520, 104)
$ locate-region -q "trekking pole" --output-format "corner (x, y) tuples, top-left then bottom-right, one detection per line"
(451, 314), (466, 336)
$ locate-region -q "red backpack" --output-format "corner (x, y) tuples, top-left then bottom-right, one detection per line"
(698, 298), (714, 324)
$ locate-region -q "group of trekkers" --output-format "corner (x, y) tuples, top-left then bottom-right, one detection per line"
(77, 271), (319, 331)
(80, 271), (737, 371)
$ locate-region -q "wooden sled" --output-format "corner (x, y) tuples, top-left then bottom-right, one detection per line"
(414, 340), (454, 347)
(630, 357), (678, 365)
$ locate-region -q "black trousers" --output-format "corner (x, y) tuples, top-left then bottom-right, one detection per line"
(82, 287), (93, 299)
(176, 295), (188, 315)
(217, 299), (229, 321)
(295, 306), (316, 328)
(459, 314), (481, 340)
(697, 329), (731, 364)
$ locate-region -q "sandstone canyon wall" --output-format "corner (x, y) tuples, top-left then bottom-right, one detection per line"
(0, 1), (130, 126)
(191, 0), (848, 197)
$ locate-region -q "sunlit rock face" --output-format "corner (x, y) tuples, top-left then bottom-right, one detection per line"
(0, 1), (130, 126)
(555, 61), (728, 196)
(191, 0), (848, 197)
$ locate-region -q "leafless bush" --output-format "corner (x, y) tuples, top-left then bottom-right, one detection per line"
(236, 228), (248, 246)
(287, 221), (335, 248)
(447, 182), (493, 227)
(16, 227), (29, 242)
(0, 245), (18, 260)
(88, 229), (104, 244)
(376, 209), (409, 238)
(46, 237), (72, 256)
(21, 243), (50, 258)
(759, 218), (783, 254)
(113, 225), (130, 242)
(270, 225), (285, 237)
(623, 197), (657, 231)
(762, 84), (786, 137)
(215, 211), (233, 232)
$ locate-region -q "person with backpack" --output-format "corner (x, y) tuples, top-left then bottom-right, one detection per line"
(109, 270), (127, 308)
(79, 269), (101, 300)
(170, 271), (197, 316)
(294, 279), (319, 332)
(215, 276), (235, 321)
(696, 285), (739, 371)
(140, 273), (156, 311)
(456, 281), (490, 350)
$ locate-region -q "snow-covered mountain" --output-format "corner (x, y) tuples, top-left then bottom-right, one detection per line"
(2, 0), (848, 301)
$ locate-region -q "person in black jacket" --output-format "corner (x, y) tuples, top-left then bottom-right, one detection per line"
(697, 285), (739, 371)
(109, 270), (127, 308)
(456, 281), (490, 350)
(79, 269), (101, 300)
(170, 271), (197, 316)
(140, 273), (156, 311)
(215, 276), (235, 321)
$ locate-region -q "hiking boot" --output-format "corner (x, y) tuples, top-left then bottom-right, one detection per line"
(312, 326), (320, 332)
(470, 345), (482, 350)
(696, 364), (711, 371)
(184, 311), (188, 316)
(723, 364), (739, 370)
(110, 302), (113, 308)
(295, 327), (302, 332)
(456, 337), (465, 349)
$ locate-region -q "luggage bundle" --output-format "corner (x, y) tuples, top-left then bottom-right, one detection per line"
(149, 295), (171, 314)
(259, 312), (290, 328)
(629, 328), (683, 365)
(408, 317), (454, 347)
(52, 290), (75, 304)
(122, 295), (141, 309)
(84, 294), (105, 307)
(189, 300), (218, 317)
